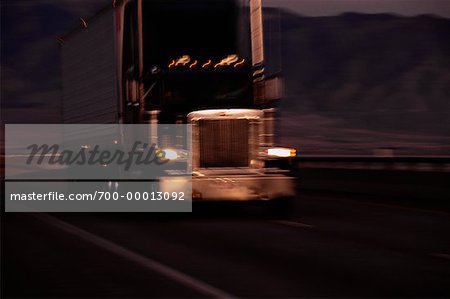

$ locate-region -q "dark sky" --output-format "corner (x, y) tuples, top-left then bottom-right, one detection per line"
(1, 0), (449, 124)
(1, 0), (111, 124)
(266, 0), (450, 17)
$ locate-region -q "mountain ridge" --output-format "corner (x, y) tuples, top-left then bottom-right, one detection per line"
(263, 9), (450, 155)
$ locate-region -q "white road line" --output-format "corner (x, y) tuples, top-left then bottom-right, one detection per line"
(431, 253), (450, 261)
(32, 213), (236, 299)
(271, 220), (315, 228)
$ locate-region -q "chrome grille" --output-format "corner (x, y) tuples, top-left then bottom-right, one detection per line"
(199, 119), (249, 167)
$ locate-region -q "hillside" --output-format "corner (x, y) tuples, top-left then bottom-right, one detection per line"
(264, 10), (450, 155)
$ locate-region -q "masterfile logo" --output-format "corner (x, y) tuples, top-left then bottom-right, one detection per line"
(26, 141), (169, 171)
(5, 124), (192, 180)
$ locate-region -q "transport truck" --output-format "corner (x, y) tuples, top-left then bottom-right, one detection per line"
(60, 0), (296, 213)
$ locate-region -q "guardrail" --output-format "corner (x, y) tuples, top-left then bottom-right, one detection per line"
(292, 156), (450, 203)
(294, 156), (450, 172)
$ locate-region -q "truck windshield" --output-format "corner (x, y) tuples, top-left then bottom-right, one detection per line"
(142, 0), (242, 68)
(141, 0), (253, 112)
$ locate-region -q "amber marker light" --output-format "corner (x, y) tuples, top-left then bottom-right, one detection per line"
(175, 55), (191, 66)
(168, 60), (175, 68)
(202, 60), (212, 68)
(215, 54), (239, 68)
(253, 68), (264, 76)
(233, 59), (245, 68)
(189, 60), (198, 69)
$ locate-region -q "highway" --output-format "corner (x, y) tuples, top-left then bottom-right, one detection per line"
(3, 186), (450, 298)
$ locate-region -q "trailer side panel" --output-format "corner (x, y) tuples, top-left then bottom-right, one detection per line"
(61, 9), (119, 124)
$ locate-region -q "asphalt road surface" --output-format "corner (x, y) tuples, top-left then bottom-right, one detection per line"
(2, 191), (450, 298)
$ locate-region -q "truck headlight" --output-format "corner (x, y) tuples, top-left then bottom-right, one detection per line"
(161, 149), (189, 161)
(163, 149), (178, 160)
(267, 147), (296, 158)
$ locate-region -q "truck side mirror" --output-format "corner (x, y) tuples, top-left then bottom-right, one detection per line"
(254, 74), (284, 104)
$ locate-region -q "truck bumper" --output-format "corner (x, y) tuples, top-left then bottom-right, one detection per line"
(189, 174), (296, 201)
(158, 167), (296, 201)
